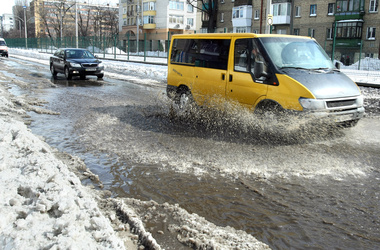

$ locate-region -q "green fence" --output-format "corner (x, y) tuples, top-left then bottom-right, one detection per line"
(6, 32), (173, 61)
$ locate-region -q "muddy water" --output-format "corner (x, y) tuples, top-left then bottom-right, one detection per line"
(4, 58), (380, 249)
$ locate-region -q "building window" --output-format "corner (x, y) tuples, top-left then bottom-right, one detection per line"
(336, 0), (364, 12)
(187, 18), (194, 26)
(310, 4), (317, 16)
(169, 15), (184, 24)
(221, 0), (225, 3)
(143, 2), (155, 11)
(294, 28), (300, 35)
(236, 27), (247, 33)
(369, 0), (378, 12)
(326, 28), (333, 40)
(308, 28), (315, 37)
(233, 6), (244, 18)
(254, 10), (260, 20)
(187, 4), (194, 13)
(143, 16), (155, 24)
(336, 21), (363, 38)
(328, 3), (335, 15)
(367, 27), (376, 40)
(295, 6), (301, 17)
(220, 12), (224, 22)
(169, 1), (184, 11)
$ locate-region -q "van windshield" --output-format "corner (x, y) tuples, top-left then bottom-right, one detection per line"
(259, 37), (334, 70)
(0, 41), (6, 46)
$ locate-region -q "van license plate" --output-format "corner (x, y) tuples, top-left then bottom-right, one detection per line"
(335, 114), (352, 122)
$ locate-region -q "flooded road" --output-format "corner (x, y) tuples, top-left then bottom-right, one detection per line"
(2, 55), (380, 249)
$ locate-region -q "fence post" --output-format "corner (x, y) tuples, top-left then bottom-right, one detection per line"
(332, 21), (337, 62)
(358, 40), (363, 70)
(127, 33), (130, 61)
(114, 35), (117, 59)
(144, 33), (147, 62)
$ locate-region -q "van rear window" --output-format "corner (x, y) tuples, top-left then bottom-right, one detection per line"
(170, 38), (231, 70)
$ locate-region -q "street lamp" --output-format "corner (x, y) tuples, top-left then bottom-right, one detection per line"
(23, 6), (28, 49)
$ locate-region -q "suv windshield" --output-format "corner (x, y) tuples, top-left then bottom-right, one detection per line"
(259, 37), (334, 70)
(66, 50), (95, 59)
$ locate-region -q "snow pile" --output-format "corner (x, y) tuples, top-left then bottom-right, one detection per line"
(117, 198), (270, 250)
(0, 86), (125, 249)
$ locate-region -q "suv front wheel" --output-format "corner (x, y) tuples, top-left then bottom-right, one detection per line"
(64, 67), (72, 80)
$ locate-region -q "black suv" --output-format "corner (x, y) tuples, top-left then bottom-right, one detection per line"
(50, 48), (104, 80)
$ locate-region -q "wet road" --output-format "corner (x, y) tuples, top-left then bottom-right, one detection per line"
(2, 55), (380, 249)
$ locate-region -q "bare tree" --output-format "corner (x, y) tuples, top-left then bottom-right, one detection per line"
(187, 0), (218, 33)
(37, 0), (74, 40)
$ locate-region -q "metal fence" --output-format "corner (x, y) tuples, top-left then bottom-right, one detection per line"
(5, 33), (173, 61)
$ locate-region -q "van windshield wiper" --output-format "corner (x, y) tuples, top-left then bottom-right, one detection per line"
(279, 66), (310, 70)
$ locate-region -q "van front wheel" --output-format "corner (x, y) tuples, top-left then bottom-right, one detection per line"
(172, 88), (195, 117)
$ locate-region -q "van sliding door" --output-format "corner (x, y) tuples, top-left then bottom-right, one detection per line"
(226, 38), (268, 109)
(192, 39), (231, 107)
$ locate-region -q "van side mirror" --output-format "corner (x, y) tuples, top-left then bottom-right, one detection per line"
(254, 61), (268, 78)
(335, 61), (341, 70)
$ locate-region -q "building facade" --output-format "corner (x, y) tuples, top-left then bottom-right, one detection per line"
(30, 0), (118, 39)
(119, 0), (200, 51)
(209, 0), (379, 64)
(1, 14), (15, 33)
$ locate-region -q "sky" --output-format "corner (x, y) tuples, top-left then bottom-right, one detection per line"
(0, 0), (119, 16)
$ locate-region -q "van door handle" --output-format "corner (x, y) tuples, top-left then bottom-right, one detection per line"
(222, 73), (225, 80)
(229, 74), (233, 82)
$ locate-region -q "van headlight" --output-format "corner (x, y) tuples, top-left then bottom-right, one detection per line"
(356, 95), (364, 106)
(299, 98), (325, 110)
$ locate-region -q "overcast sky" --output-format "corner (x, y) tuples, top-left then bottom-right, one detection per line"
(0, 0), (119, 16)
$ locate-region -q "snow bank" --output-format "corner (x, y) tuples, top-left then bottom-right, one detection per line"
(0, 85), (126, 249)
(117, 198), (270, 250)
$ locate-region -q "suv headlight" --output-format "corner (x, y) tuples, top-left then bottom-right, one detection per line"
(299, 98), (325, 110)
(70, 62), (81, 68)
(98, 62), (104, 68)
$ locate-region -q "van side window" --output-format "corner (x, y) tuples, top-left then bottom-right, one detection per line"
(171, 38), (230, 70)
(234, 38), (267, 78)
(234, 39), (249, 72)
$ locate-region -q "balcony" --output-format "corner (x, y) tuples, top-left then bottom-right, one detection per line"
(335, 0), (365, 21)
(143, 10), (156, 16)
(143, 23), (156, 29)
(232, 5), (252, 27)
(271, 2), (291, 25)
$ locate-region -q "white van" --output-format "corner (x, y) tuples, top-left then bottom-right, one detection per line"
(0, 38), (8, 57)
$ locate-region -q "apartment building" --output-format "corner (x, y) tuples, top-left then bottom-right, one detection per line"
(211, 0), (379, 64)
(30, 0), (118, 38)
(1, 14), (15, 32)
(119, 0), (199, 51)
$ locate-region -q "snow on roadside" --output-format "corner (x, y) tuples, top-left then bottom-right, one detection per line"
(0, 84), (127, 249)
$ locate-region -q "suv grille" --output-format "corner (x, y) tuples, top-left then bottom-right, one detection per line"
(82, 63), (98, 67)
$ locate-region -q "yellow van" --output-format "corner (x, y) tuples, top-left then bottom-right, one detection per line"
(167, 33), (364, 127)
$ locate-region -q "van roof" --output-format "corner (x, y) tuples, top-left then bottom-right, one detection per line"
(171, 33), (313, 40)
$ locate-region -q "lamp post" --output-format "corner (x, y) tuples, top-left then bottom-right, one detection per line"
(75, 1), (78, 48)
(23, 6), (28, 49)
